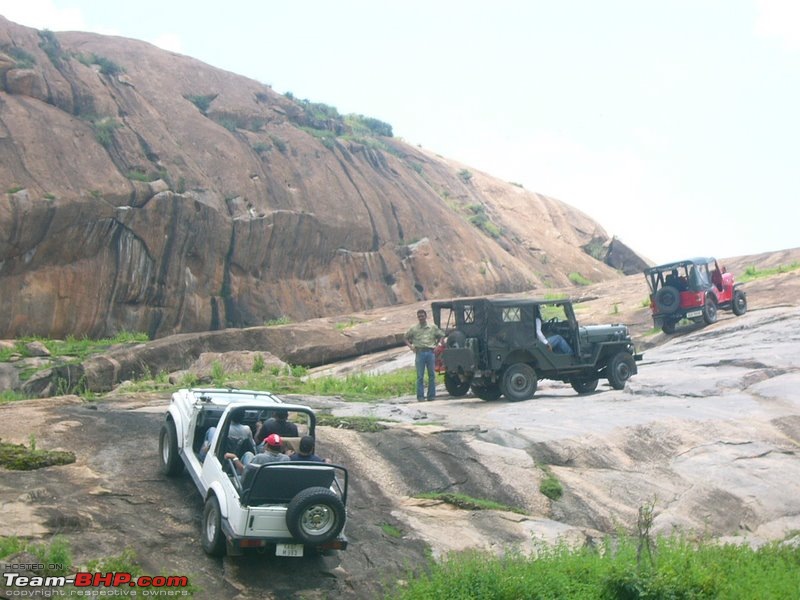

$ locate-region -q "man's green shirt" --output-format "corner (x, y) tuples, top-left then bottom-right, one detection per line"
(405, 323), (445, 349)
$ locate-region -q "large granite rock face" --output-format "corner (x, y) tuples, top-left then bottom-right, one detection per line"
(0, 17), (644, 340)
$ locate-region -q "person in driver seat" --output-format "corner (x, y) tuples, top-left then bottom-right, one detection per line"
(534, 307), (573, 354)
(199, 408), (254, 462)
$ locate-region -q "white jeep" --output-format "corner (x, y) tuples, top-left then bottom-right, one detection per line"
(158, 388), (348, 557)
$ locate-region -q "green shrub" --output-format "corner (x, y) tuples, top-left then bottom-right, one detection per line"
(458, 169), (473, 183)
(345, 114), (393, 137)
(300, 99), (340, 121)
(210, 361), (225, 385)
(184, 93), (217, 113)
(583, 239), (606, 261)
(90, 54), (123, 76)
(253, 142), (271, 154)
(466, 204), (502, 239)
(92, 117), (121, 148)
(3, 45), (36, 69)
(214, 115), (239, 132)
(270, 135), (288, 154)
(539, 470), (563, 501)
(37, 30), (63, 65)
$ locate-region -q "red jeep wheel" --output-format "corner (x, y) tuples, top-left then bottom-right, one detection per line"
(732, 290), (747, 316)
(702, 296), (718, 325)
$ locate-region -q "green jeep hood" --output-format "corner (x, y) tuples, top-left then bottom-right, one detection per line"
(579, 324), (630, 344)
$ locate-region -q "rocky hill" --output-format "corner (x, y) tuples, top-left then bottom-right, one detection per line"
(0, 16), (646, 341)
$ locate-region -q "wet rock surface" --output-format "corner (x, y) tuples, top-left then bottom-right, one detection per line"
(1, 273), (799, 598)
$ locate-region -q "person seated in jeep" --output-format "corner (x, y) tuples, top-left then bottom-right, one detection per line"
(289, 435), (331, 464)
(255, 409), (299, 448)
(534, 307), (573, 354)
(665, 269), (680, 289)
(199, 409), (255, 462)
(226, 433), (288, 474)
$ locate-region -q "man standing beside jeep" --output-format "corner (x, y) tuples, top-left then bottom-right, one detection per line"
(405, 309), (445, 401)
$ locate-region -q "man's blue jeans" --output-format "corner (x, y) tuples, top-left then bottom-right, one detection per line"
(415, 349), (436, 400)
(548, 334), (573, 354)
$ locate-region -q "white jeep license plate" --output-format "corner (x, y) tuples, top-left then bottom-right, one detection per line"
(276, 543), (304, 557)
(686, 310), (702, 318)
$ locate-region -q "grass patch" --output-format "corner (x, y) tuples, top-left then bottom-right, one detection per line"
(416, 492), (526, 514)
(265, 316), (292, 326)
(0, 331), (149, 363)
(568, 272), (592, 286)
(315, 412), (388, 432)
(301, 369), (416, 401)
(739, 262), (800, 283)
(0, 391), (33, 404)
(0, 536), (71, 575)
(126, 169), (159, 182)
(380, 523), (404, 538)
(85, 547), (143, 577)
(334, 319), (361, 330)
(388, 534), (800, 599)
(0, 437), (76, 470)
(113, 364), (416, 402)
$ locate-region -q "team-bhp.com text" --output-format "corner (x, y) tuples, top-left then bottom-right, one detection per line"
(3, 571), (189, 597)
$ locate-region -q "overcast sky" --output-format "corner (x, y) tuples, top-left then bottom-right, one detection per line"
(1, 0), (798, 264)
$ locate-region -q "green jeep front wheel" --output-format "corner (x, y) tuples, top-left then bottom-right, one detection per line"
(607, 352), (635, 390)
(501, 363), (538, 402)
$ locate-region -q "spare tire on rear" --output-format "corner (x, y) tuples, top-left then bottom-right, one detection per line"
(655, 286), (680, 313)
(447, 330), (466, 348)
(286, 487), (346, 545)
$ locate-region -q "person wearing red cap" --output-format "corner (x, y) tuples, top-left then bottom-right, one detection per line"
(225, 432), (288, 474)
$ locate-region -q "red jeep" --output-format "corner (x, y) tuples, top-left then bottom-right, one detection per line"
(644, 257), (747, 334)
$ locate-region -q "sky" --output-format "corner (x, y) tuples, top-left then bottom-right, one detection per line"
(1, 0), (798, 264)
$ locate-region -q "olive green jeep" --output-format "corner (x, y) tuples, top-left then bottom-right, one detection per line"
(432, 297), (642, 401)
